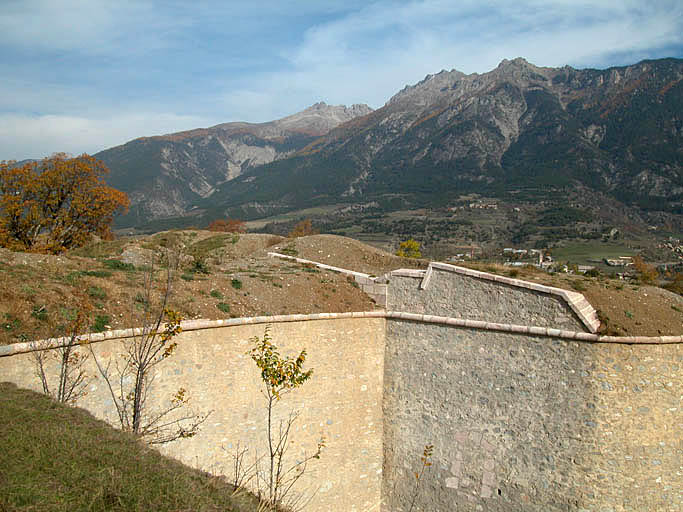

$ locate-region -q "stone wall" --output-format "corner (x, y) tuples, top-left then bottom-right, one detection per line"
(387, 266), (588, 332)
(0, 317), (386, 512)
(382, 320), (682, 512)
(0, 257), (680, 512)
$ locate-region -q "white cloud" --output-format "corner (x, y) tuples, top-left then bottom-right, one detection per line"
(1, 1), (681, 157)
(0, 113), (211, 161)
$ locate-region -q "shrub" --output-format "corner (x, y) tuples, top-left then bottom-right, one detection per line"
(210, 289), (223, 299)
(87, 285), (106, 300)
(103, 259), (135, 271)
(663, 271), (682, 296)
(288, 219), (318, 238)
(91, 314), (110, 332)
(396, 239), (421, 259)
(180, 273), (194, 281)
(632, 255), (658, 284)
(207, 218), (246, 233)
(216, 302), (230, 313)
(230, 279), (242, 290)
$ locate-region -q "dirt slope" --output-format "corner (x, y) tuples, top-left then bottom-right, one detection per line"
(1, 233), (681, 345)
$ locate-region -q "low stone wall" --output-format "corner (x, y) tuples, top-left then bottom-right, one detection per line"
(0, 316), (386, 512)
(382, 320), (682, 512)
(268, 252), (388, 306)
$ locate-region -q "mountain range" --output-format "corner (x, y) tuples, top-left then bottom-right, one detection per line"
(97, 57), (683, 229)
(96, 103), (373, 226)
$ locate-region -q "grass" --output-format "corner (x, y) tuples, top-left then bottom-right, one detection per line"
(91, 314), (110, 332)
(552, 242), (637, 266)
(103, 259), (136, 271)
(88, 285), (107, 300)
(0, 382), (263, 512)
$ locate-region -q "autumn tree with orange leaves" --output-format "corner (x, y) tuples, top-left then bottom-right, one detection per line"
(207, 218), (246, 233)
(0, 154), (129, 253)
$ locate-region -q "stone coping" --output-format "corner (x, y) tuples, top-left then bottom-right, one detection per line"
(268, 253), (601, 333)
(392, 262), (602, 334)
(1, 311), (679, 357)
(268, 252), (374, 278)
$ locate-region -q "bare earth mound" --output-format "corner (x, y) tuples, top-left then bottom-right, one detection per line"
(1, 232), (681, 345)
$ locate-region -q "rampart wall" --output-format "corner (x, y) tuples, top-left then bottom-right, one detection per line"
(1, 257), (681, 511)
(0, 316), (387, 512)
(383, 320), (681, 512)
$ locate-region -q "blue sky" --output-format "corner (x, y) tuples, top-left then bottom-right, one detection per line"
(1, 0), (682, 160)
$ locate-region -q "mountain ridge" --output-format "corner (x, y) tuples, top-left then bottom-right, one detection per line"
(95, 102), (373, 226)
(199, 57), (681, 219)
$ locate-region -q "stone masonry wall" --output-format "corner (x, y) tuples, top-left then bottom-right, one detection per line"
(0, 317), (386, 512)
(388, 268), (587, 332)
(382, 320), (682, 512)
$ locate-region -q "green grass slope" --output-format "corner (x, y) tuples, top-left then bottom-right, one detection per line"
(0, 382), (261, 512)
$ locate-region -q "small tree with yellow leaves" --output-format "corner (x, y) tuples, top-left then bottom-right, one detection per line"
(249, 327), (323, 510)
(396, 238), (422, 259)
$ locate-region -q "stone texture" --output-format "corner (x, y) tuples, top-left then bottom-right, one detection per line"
(382, 320), (682, 512)
(388, 267), (587, 332)
(0, 318), (386, 512)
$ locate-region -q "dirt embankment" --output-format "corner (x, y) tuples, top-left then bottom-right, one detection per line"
(1, 233), (681, 345)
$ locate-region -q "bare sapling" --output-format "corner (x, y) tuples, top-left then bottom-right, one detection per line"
(91, 254), (210, 444)
(32, 307), (92, 404)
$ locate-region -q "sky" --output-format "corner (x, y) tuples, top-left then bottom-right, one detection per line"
(1, 0), (682, 160)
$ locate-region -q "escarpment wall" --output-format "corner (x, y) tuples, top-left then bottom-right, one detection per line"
(1, 261), (681, 512)
(0, 317), (386, 512)
(382, 320), (682, 512)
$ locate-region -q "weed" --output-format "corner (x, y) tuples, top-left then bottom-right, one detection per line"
(22, 284), (37, 297)
(210, 289), (224, 299)
(31, 305), (48, 322)
(281, 244), (298, 257)
(671, 305), (682, 313)
(216, 303), (231, 313)
(189, 256), (210, 275)
(88, 286), (106, 300)
(571, 280), (587, 292)
(62, 271), (82, 285)
(272, 282), (283, 288)
(180, 273), (194, 282)
(624, 310), (634, 319)
(231, 279), (243, 290)
(82, 270), (113, 278)
(58, 307), (78, 322)
(91, 314), (110, 332)
(2, 313), (20, 331)
(103, 259), (135, 271)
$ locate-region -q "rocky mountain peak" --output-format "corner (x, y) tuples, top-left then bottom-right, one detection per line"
(273, 102), (373, 135)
